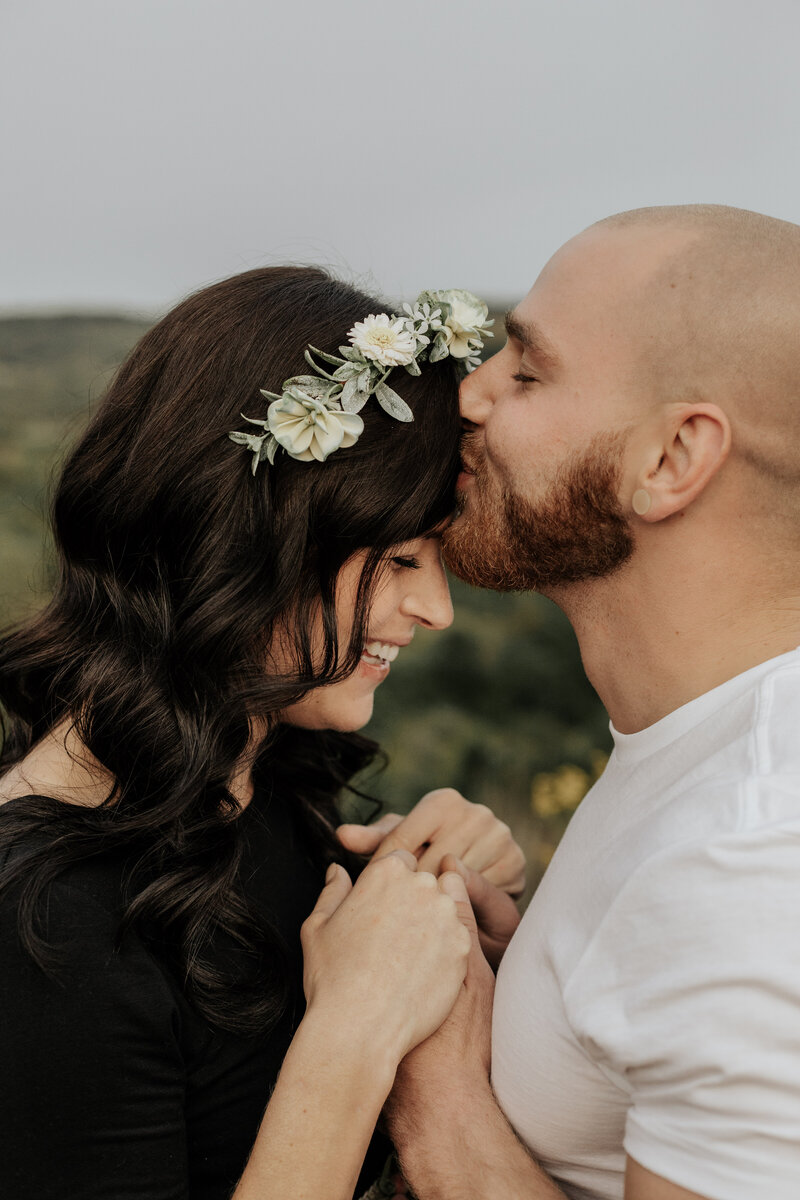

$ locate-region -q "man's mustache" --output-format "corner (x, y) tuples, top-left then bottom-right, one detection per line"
(458, 433), (483, 477)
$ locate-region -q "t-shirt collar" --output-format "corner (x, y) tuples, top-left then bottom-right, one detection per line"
(609, 645), (800, 766)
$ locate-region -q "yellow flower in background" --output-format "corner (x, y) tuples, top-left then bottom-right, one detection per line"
(531, 752), (609, 819)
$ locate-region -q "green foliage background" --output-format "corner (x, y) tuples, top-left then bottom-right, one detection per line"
(0, 315), (611, 899)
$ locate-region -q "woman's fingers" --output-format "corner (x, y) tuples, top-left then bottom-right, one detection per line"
(301, 863), (353, 943)
(301, 847), (469, 1061)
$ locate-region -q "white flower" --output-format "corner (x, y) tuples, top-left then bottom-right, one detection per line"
(435, 289), (493, 360)
(348, 313), (418, 368)
(268, 386), (364, 462)
(401, 300), (444, 350)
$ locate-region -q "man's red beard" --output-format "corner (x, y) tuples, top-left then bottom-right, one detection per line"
(442, 432), (634, 593)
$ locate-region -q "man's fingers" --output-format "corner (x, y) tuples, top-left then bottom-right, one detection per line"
(336, 813), (403, 853)
(370, 790), (461, 860)
(441, 853), (521, 940)
(308, 862), (353, 923)
(438, 870), (480, 944)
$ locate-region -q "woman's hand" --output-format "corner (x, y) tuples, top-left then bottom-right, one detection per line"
(337, 787), (526, 897)
(300, 852), (471, 1064)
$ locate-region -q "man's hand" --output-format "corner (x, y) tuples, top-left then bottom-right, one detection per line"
(337, 788), (526, 898)
(441, 853), (521, 970)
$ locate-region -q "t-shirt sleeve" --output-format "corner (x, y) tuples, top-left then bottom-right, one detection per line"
(567, 819), (800, 1200)
(0, 877), (190, 1200)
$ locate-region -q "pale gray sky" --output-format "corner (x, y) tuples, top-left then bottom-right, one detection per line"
(3, 0), (799, 313)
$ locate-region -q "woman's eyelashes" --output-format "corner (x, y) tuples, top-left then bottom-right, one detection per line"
(392, 555), (421, 570)
(512, 372), (539, 389)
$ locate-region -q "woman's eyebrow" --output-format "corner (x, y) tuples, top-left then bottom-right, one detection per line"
(504, 310), (562, 370)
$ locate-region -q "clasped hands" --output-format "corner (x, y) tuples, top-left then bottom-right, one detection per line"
(300, 789), (524, 1130)
(337, 787), (525, 971)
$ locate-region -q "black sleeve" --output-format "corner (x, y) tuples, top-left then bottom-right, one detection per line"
(0, 879), (190, 1200)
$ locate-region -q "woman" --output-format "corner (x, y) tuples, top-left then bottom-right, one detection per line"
(0, 267), (524, 1199)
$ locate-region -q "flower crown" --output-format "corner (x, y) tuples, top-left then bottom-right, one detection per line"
(228, 288), (493, 471)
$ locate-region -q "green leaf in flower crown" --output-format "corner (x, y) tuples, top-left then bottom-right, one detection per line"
(332, 362), (362, 382)
(375, 380), (414, 422)
(357, 367), (374, 394)
(306, 345), (347, 368)
(415, 289), (446, 315)
(258, 390), (282, 403)
(338, 345), (367, 363)
(264, 436), (279, 466)
(341, 376), (370, 413)
(282, 375), (333, 400)
(403, 356), (422, 377)
(429, 332), (450, 362)
(228, 430), (263, 449)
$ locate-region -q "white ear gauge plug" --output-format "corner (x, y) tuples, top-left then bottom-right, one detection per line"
(632, 489), (652, 516)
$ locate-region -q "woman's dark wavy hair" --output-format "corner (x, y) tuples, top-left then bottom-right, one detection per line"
(0, 266), (462, 1036)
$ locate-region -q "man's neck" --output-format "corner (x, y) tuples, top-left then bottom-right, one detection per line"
(551, 552), (800, 735)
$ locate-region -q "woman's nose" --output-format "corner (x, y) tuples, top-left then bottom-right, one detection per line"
(402, 573), (454, 631)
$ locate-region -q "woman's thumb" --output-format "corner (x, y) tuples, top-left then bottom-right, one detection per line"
(311, 862), (353, 921)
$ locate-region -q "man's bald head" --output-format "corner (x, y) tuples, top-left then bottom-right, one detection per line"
(582, 205), (800, 492)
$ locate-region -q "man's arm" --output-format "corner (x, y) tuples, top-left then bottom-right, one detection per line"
(386, 864), (567, 1199)
(388, 864), (713, 1200)
(391, 1070), (566, 1199)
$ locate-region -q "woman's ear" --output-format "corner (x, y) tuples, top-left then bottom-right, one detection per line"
(631, 403), (731, 522)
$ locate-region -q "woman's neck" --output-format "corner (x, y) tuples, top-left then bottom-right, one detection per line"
(0, 720), (112, 807)
(0, 718), (264, 810)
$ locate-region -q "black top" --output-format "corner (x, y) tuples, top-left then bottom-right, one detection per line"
(0, 789), (389, 1199)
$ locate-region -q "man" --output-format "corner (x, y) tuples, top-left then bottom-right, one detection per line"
(354, 205), (800, 1200)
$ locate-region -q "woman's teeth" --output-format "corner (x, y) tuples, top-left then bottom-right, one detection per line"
(362, 640), (400, 666)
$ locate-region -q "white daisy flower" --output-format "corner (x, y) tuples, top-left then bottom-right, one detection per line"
(348, 313), (417, 368)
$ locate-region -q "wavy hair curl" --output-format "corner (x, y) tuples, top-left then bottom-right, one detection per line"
(0, 267), (462, 1035)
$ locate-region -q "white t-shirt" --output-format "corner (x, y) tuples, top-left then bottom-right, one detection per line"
(492, 646), (800, 1200)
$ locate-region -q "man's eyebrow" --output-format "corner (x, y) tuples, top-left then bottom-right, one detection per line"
(504, 311), (562, 369)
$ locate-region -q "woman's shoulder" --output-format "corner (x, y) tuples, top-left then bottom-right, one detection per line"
(0, 797), (165, 981)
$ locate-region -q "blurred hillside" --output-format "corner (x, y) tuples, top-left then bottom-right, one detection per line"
(0, 312), (611, 896)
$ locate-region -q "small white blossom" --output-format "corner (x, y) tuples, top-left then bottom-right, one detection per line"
(435, 289), (493, 360)
(402, 300), (443, 337)
(268, 387), (363, 462)
(348, 313), (417, 368)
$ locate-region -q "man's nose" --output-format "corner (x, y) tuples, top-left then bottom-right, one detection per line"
(459, 360), (494, 426)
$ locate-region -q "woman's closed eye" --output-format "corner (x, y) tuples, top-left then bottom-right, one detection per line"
(392, 555), (420, 570)
(512, 372), (539, 389)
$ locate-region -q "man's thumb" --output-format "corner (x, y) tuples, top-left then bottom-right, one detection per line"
(438, 869), (480, 946)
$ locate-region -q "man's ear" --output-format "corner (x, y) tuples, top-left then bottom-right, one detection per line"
(631, 403), (731, 522)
